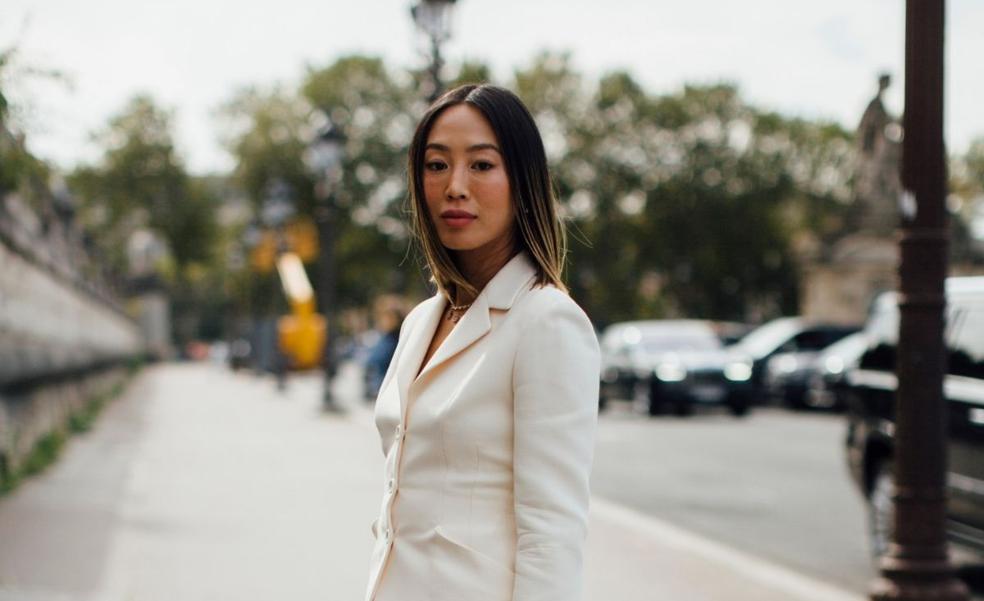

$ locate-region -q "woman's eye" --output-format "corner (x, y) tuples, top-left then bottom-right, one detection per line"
(473, 161), (495, 171)
(425, 161), (447, 171)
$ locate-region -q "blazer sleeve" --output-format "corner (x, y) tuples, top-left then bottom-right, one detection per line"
(511, 292), (600, 601)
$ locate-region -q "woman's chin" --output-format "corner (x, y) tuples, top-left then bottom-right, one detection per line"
(439, 236), (481, 252)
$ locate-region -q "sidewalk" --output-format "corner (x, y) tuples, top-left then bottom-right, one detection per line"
(0, 362), (866, 601)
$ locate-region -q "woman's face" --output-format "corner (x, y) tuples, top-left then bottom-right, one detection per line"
(422, 104), (515, 255)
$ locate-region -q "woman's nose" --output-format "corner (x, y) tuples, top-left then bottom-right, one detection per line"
(446, 165), (468, 200)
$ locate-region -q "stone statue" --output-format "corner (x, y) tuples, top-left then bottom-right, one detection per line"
(852, 73), (902, 236)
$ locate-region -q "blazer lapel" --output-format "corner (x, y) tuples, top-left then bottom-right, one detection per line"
(395, 294), (445, 417)
(398, 251), (539, 418)
(414, 292), (492, 385)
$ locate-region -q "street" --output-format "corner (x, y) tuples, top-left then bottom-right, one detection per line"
(0, 362), (979, 600)
(594, 400), (874, 592)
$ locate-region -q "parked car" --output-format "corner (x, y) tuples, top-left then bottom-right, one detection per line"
(844, 278), (984, 563)
(728, 317), (859, 406)
(802, 331), (869, 411)
(598, 320), (752, 417)
(762, 324), (861, 409)
(599, 320), (695, 410)
(711, 321), (757, 346)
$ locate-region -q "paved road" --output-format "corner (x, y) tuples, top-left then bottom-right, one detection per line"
(593, 401), (876, 593)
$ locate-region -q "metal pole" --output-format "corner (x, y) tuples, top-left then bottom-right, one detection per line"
(317, 188), (342, 413)
(869, 1), (967, 598)
(428, 35), (444, 103)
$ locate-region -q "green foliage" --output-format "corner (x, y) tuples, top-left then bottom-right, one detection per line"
(449, 61), (493, 88)
(218, 86), (316, 215)
(507, 58), (854, 323)
(69, 95), (219, 274)
(67, 95), (222, 346)
(213, 52), (873, 326)
(0, 47), (55, 203)
(218, 55), (427, 327)
(949, 137), (984, 264)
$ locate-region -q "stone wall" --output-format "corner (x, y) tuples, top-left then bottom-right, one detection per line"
(0, 193), (144, 387)
(0, 365), (132, 479)
(0, 189), (145, 485)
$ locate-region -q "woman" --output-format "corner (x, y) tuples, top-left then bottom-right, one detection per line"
(365, 84), (600, 601)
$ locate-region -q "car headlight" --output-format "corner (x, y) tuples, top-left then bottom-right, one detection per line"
(724, 361), (752, 382)
(823, 356), (844, 375)
(655, 363), (687, 382)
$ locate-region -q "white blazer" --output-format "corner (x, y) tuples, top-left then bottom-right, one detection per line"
(365, 251), (600, 601)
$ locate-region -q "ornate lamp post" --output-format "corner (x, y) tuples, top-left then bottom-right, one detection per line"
(869, 1), (969, 599)
(411, 0), (458, 102)
(304, 113), (346, 413)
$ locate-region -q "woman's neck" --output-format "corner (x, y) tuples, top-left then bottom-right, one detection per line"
(451, 235), (519, 306)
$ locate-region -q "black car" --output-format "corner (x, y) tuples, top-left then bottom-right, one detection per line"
(802, 331), (868, 411)
(762, 325), (861, 409)
(727, 317), (859, 407)
(598, 320), (752, 417)
(845, 278), (984, 562)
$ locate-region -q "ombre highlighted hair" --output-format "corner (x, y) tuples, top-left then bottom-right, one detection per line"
(406, 84), (568, 300)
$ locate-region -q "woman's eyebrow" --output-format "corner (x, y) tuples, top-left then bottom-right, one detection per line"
(425, 142), (501, 153)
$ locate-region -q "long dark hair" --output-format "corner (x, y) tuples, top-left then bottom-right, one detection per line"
(406, 84), (567, 300)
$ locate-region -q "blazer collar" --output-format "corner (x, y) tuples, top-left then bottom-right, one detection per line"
(482, 250), (538, 310)
(396, 251), (538, 411)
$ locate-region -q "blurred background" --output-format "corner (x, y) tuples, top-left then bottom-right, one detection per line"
(1, 1), (983, 600)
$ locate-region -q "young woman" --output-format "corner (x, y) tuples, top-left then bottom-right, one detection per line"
(365, 84), (600, 601)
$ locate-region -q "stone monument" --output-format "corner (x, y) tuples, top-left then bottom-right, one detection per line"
(799, 74), (901, 324)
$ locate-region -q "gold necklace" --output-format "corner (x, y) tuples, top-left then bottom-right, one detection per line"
(446, 301), (472, 323)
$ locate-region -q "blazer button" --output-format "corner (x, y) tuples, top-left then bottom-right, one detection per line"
(383, 527), (392, 542)
(394, 424), (404, 440)
(387, 478), (395, 492)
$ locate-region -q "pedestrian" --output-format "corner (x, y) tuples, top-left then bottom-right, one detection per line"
(364, 305), (404, 402)
(364, 84), (600, 601)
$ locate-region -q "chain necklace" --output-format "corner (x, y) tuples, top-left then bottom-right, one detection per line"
(446, 301), (472, 323)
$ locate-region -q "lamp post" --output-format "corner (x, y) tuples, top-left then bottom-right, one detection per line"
(869, 1), (969, 599)
(304, 113), (346, 413)
(411, 0), (458, 102)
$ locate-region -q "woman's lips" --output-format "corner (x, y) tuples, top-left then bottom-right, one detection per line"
(440, 210), (476, 229)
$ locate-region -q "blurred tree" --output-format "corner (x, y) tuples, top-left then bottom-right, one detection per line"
(70, 95), (217, 273)
(508, 54), (856, 323)
(218, 86), (315, 216)
(68, 95), (219, 346)
(0, 45), (58, 206)
(218, 56), (425, 340)
(301, 55), (424, 305)
(950, 138), (984, 263)
(448, 61), (493, 88)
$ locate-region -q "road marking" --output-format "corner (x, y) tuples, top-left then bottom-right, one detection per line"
(590, 496), (866, 601)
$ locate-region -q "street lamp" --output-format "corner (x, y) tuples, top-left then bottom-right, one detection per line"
(868, 1), (969, 600)
(411, 0), (458, 102)
(304, 114), (347, 413)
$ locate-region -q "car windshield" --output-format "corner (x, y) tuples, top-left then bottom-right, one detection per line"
(734, 318), (802, 358)
(821, 331), (868, 360)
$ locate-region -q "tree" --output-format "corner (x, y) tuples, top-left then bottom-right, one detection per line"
(70, 95), (217, 274)
(508, 54), (856, 323)
(68, 94), (220, 346)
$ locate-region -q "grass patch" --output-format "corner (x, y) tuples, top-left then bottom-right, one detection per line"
(0, 430), (65, 495)
(67, 382), (122, 434)
(0, 367), (139, 497)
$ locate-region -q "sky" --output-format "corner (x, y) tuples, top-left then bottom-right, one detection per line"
(3, 0), (983, 176)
